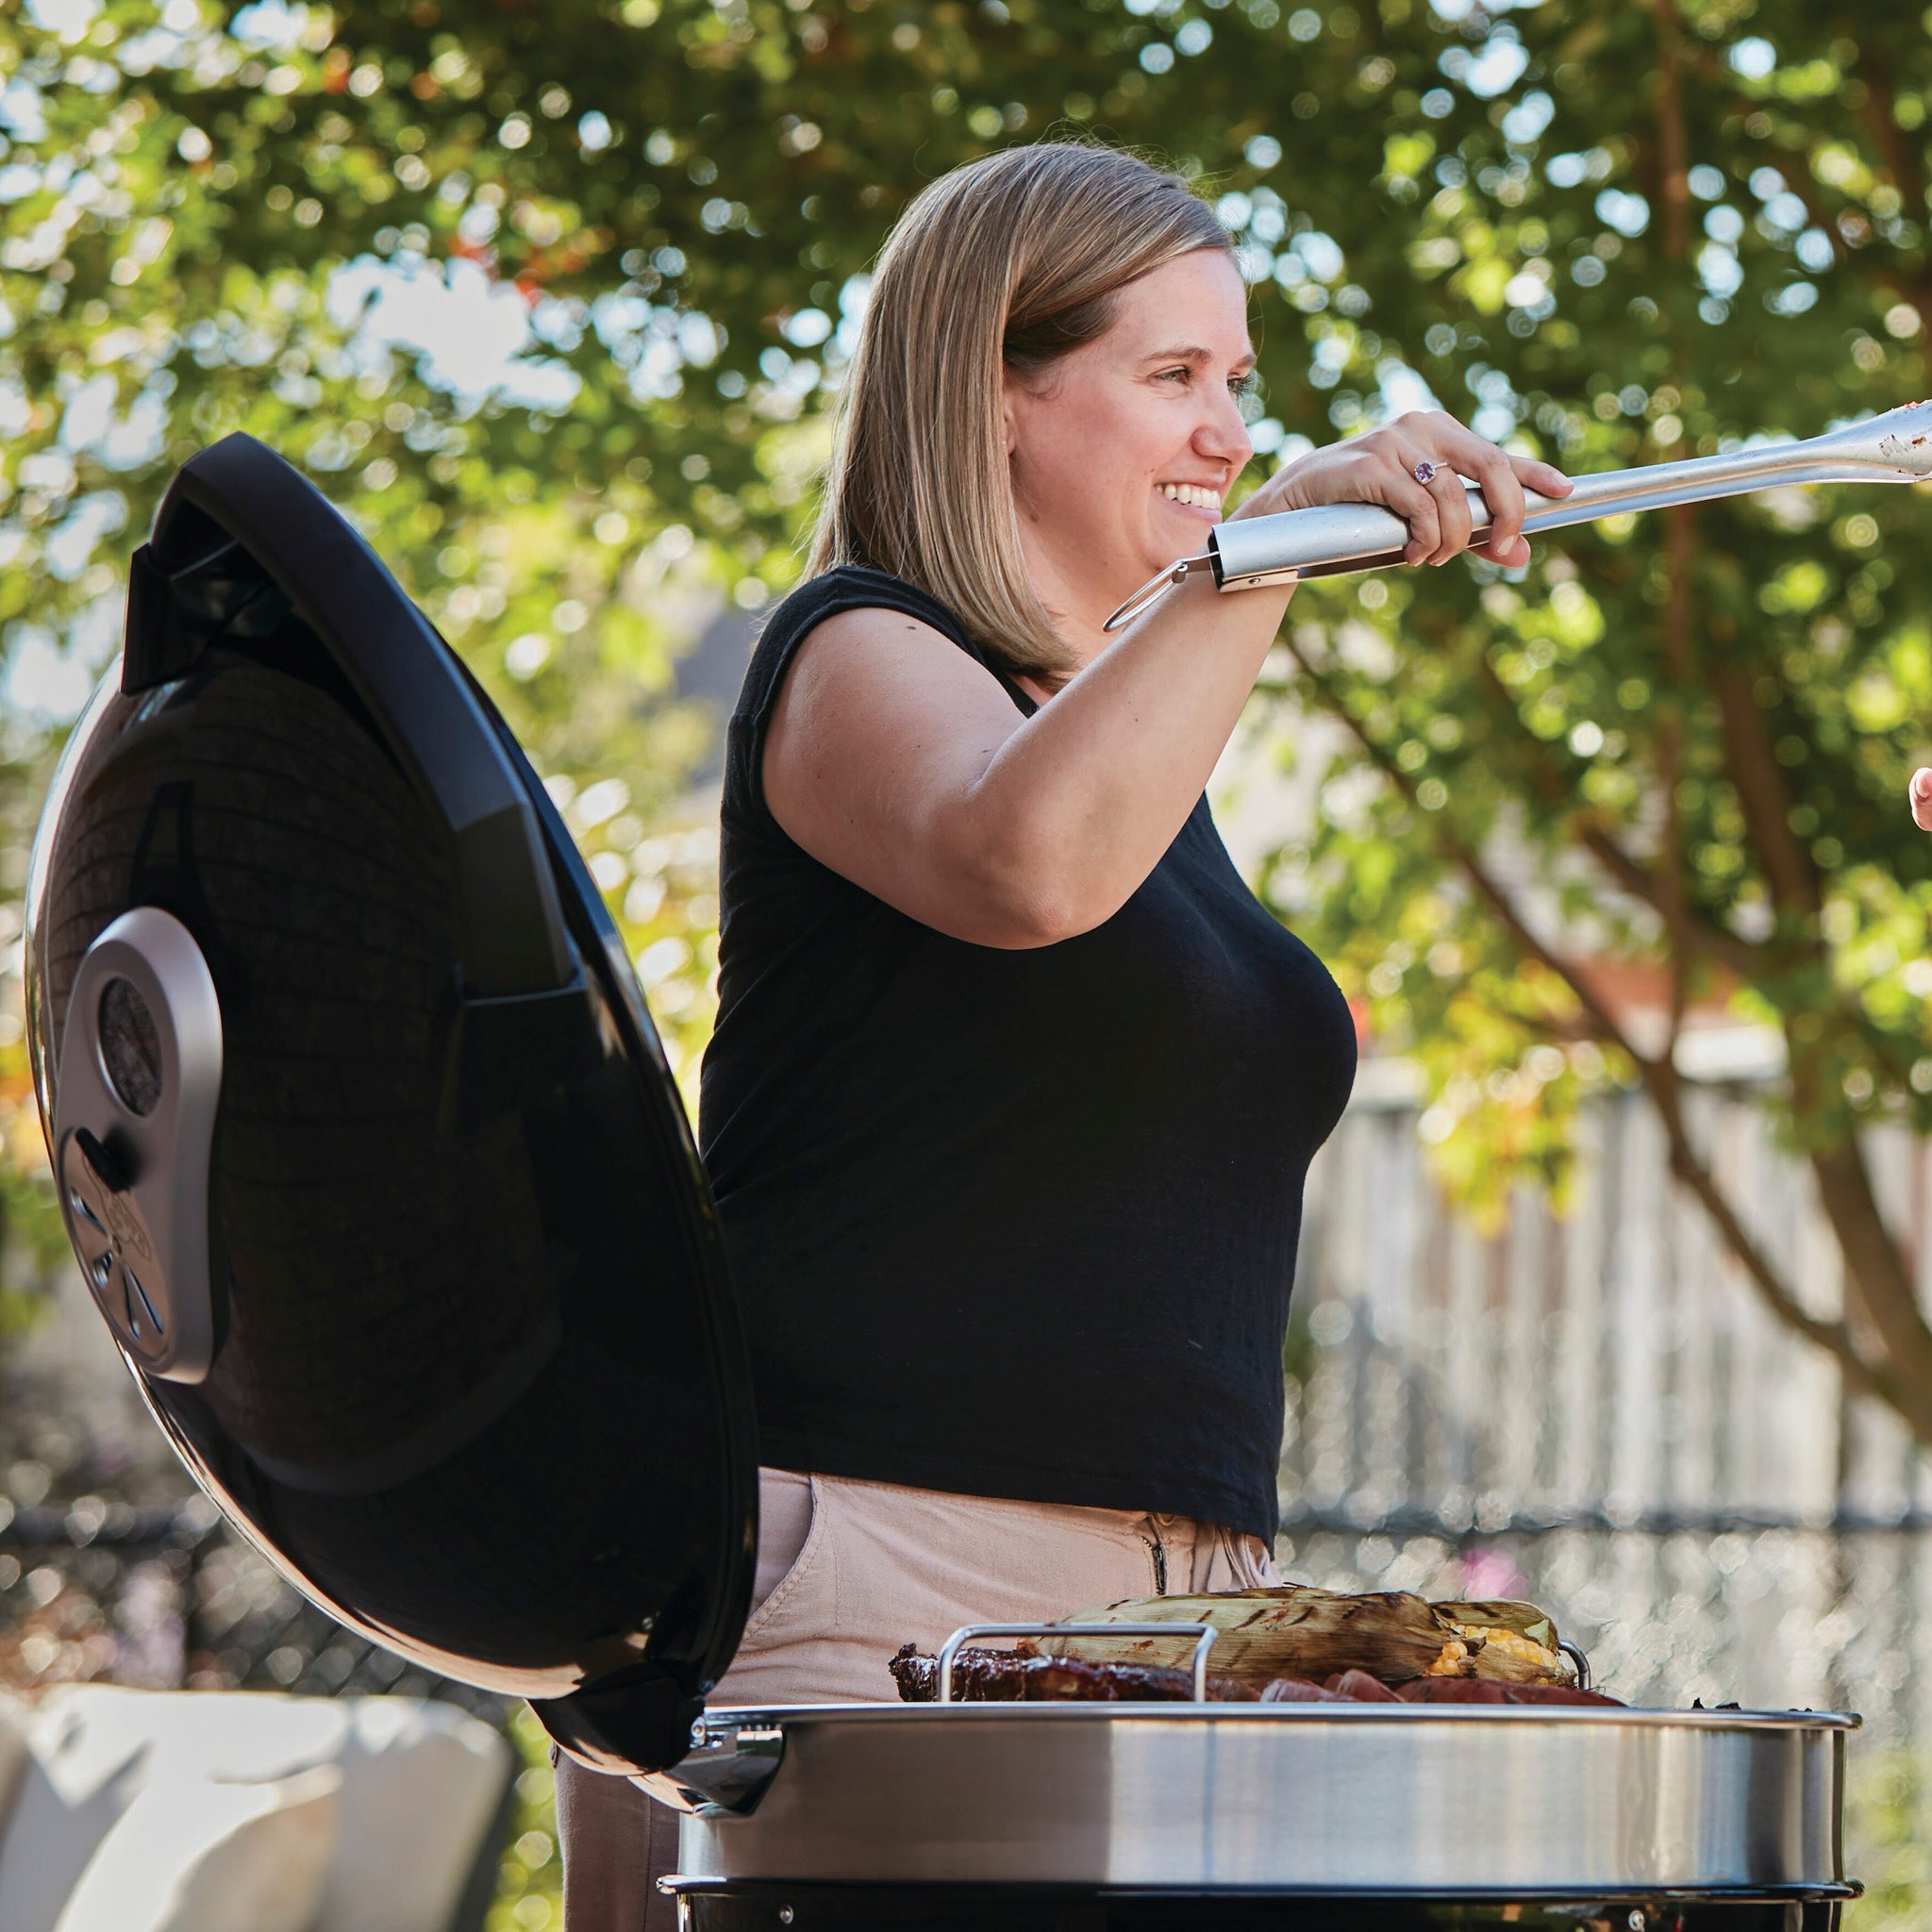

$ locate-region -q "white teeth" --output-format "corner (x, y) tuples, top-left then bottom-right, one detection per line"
(1159, 483), (1221, 508)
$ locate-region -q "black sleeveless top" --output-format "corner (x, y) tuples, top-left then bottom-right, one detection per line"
(697, 566), (1357, 1538)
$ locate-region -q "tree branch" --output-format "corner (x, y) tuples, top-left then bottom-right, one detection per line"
(1280, 637), (1919, 1429)
(1574, 824), (1769, 981)
(1472, 652), (1771, 985)
(1846, 47), (1932, 316)
(1654, 1103), (1924, 1427)
(1651, 0), (1692, 266)
(1654, 0), (1696, 1103)
(1707, 662), (1823, 918)
(1807, 1134), (1932, 1406)
(1702, 608), (1932, 1428)
(1854, 47), (1930, 223)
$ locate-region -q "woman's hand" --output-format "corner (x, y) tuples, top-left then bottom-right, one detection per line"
(1239, 409), (1573, 570)
(1911, 768), (1932, 831)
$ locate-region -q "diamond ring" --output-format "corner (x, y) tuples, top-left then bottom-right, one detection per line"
(1413, 459), (1440, 486)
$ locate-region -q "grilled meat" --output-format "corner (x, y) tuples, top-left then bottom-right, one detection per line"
(1260, 1671), (1621, 1707)
(892, 1586), (1581, 1707)
(888, 1645), (1622, 1707)
(1385, 1675), (1621, 1707)
(889, 1643), (1260, 1704)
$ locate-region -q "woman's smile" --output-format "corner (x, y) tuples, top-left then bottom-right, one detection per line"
(1158, 480), (1226, 520)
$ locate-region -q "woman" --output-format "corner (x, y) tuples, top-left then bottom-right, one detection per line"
(555, 139), (1571, 1927)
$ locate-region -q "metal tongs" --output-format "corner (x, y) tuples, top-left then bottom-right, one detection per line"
(1103, 399), (1932, 631)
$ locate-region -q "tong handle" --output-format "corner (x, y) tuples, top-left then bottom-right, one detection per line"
(1100, 552), (1216, 633)
(935, 1620), (1219, 1704)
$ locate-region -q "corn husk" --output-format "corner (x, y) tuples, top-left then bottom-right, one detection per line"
(1037, 1586), (1573, 1689)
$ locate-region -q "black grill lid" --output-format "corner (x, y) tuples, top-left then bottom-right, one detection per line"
(25, 433), (758, 1774)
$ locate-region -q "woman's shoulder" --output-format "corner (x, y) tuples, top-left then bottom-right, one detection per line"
(758, 564), (971, 657)
(724, 567), (974, 845)
(738, 565), (980, 721)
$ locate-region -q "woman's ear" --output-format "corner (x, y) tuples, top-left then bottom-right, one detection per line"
(999, 367), (1023, 458)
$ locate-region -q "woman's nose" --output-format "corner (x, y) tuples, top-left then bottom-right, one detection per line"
(1198, 391), (1254, 468)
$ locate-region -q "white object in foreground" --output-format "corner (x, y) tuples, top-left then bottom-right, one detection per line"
(0, 1687), (515, 1932)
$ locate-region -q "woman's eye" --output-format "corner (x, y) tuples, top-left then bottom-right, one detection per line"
(1158, 368), (1257, 393)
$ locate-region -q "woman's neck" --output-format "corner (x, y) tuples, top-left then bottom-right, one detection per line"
(1013, 524), (1122, 690)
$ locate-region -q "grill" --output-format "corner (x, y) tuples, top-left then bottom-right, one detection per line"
(644, 1624), (1858, 1929)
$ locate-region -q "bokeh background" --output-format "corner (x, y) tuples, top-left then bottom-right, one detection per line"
(7, 0), (1932, 1923)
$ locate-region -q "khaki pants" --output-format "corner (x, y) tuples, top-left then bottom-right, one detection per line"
(554, 1467), (1280, 1931)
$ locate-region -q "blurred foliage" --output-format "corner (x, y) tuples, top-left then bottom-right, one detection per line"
(1213, 0), (1932, 1436)
(2, 0), (1932, 1390)
(1849, 1749), (1932, 1931)
(487, 1706), (563, 1932)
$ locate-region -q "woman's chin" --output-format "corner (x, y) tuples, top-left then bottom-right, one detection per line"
(1139, 517), (1212, 571)
(1154, 508), (1222, 550)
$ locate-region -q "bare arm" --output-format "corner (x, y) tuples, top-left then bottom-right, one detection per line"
(764, 570), (1288, 947)
(765, 413), (1571, 949)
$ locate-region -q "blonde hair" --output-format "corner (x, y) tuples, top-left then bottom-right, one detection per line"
(807, 142), (1231, 679)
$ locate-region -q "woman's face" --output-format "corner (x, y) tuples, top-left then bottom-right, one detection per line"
(1003, 247), (1257, 632)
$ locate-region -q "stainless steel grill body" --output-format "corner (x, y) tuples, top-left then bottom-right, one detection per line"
(671, 1703), (1855, 1897)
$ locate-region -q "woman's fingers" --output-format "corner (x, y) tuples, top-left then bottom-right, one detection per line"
(1264, 413), (1574, 569)
(1910, 767), (1932, 831)
(1419, 461), (1473, 565)
(1394, 412), (1574, 567)
(1464, 448), (1525, 566)
(1519, 454), (1574, 499)
(1474, 453), (1575, 566)
(1384, 470), (1444, 565)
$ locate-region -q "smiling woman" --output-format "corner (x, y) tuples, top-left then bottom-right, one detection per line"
(553, 139), (1569, 1932)
(808, 143), (1237, 682)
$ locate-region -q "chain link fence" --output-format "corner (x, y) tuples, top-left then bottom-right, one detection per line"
(0, 1490), (510, 1723)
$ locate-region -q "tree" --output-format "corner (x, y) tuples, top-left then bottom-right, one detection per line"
(1251, 0), (1932, 1442)
(5, 0), (1932, 1435)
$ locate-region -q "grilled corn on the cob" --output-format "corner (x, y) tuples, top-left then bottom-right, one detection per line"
(1037, 1585), (1574, 1689)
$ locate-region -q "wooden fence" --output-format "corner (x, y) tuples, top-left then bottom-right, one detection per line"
(1285, 1069), (1932, 1740)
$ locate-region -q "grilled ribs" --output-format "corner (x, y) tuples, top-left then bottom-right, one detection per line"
(889, 1645), (1623, 1707)
(1260, 1669), (1621, 1707)
(888, 1642), (1261, 1704)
